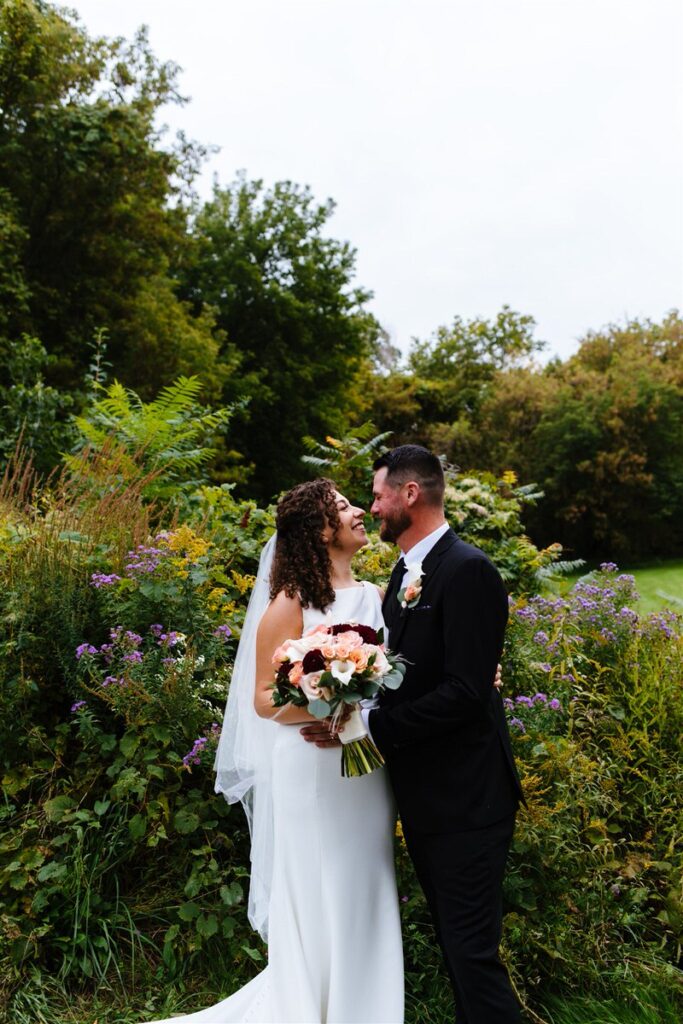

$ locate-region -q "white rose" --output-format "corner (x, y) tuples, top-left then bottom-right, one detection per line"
(372, 649), (391, 675)
(300, 671), (323, 701)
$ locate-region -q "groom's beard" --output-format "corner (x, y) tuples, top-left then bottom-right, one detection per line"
(378, 510), (412, 545)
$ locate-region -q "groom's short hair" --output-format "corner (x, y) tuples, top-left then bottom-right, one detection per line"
(373, 445), (445, 507)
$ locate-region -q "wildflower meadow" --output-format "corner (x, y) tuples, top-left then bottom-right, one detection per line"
(0, 433), (680, 1024)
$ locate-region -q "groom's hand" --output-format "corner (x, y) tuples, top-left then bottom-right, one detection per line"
(300, 722), (342, 747)
(495, 663), (503, 690)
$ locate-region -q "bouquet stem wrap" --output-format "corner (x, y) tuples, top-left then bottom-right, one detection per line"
(337, 707), (385, 777)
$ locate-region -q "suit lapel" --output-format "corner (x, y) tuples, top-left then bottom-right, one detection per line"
(389, 528), (459, 650)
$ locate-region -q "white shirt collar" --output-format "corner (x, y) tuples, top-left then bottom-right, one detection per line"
(400, 522), (450, 568)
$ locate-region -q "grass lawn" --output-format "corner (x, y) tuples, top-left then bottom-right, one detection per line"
(564, 559), (683, 615)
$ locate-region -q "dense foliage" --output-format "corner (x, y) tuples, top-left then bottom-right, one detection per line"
(368, 310), (683, 560)
(0, 437), (680, 1022)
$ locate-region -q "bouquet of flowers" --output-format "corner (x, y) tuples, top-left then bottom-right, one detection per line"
(271, 621), (405, 776)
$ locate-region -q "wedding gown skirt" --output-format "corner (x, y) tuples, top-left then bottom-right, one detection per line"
(148, 583), (404, 1023)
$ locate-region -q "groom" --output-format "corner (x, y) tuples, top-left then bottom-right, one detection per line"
(366, 444), (524, 1023)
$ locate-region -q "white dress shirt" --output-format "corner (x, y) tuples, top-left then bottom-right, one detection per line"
(399, 521), (450, 586)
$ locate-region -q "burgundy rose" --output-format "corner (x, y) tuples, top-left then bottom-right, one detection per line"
(276, 660), (292, 683)
(330, 622), (377, 645)
(302, 649), (326, 673)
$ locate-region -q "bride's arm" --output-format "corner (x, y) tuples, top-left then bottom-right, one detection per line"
(254, 591), (318, 724)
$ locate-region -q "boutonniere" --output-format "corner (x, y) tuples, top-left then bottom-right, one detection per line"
(397, 560), (424, 609)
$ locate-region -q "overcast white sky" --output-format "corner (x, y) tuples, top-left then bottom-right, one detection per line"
(68, 0), (683, 360)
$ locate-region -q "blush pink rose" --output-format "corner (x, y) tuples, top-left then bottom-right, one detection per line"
(335, 630), (364, 649)
(272, 644), (289, 665)
(404, 583), (420, 602)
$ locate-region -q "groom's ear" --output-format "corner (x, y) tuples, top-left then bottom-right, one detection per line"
(404, 480), (420, 506)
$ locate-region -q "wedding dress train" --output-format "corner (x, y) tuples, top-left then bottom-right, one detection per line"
(148, 582), (404, 1024)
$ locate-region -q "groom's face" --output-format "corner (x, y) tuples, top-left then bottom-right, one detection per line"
(371, 468), (412, 545)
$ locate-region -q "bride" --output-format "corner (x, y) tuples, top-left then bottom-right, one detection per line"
(147, 478), (404, 1024)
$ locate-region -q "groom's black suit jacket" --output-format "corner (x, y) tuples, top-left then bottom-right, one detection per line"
(369, 528), (524, 834)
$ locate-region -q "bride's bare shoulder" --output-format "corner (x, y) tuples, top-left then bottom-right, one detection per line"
(258, 589), (302, 639)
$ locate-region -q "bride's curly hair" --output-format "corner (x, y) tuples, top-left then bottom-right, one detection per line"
(270, 478), (341, 611)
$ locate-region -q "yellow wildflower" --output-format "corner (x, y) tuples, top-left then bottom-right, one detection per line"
(166, 525), (211, 562)
(231, 570), (256, 595)
(502, 470), (518, 486)
(207, 587), (227, 611)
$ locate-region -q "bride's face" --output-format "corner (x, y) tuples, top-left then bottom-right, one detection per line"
(329, 490), (367, 553)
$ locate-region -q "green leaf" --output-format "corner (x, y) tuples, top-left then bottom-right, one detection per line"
(241, 944), (265, 963)
(174, 808), (200, 834)
(308, 699), (331, 719)
(381, 670), (404, 691)
(196, 913), (219, 938)
(177, 902), (200, 921)
(43, 796), (76, 822)
(93, 799), (110, 816)
(120, 732), (140, 758)
(128, 813), (147, 840)
(37, 861), (67, 882)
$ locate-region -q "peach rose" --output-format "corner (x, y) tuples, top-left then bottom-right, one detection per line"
(404, 583), (420, 602)
(348, 647), (369, 672)
(288, 662), (304, 686)
(333, 639), (356, 659)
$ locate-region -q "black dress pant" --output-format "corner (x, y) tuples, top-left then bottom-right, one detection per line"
(403, 813), (520, 1024)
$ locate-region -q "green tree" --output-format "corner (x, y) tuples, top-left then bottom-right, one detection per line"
(466, 313), (683, 559)
(0, 0), (220, 397)
(179, 175), (381, 497)
(408, 305), (544, 421)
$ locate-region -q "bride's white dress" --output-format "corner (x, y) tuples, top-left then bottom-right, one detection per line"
(148, 582), (404, 1024)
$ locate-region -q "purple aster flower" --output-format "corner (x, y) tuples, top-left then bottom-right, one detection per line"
(158, 631), (182, 647)
(90, 572), (122, 588)
(533, 631), (549, 646)
(102, 675), (119, 687)
(600, 562), (618, 572)
(548, 698), (561, 711)
(122, 651), (143, 663)
(538, 663), (552, 673)
(503, 697), (514, 711)
(509, 717), (526, 733)
(213, 624), (232, 641)
(124, 631), (142, 647)
(162, 657), (176, 667)
(71, 700), (86, 712)
(182, 736), (209, 767)
(149, 623), (164, 637)
(515, 695), (534, 706)
(75, 643), (98, 660)
(532, 693), (548, 704)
